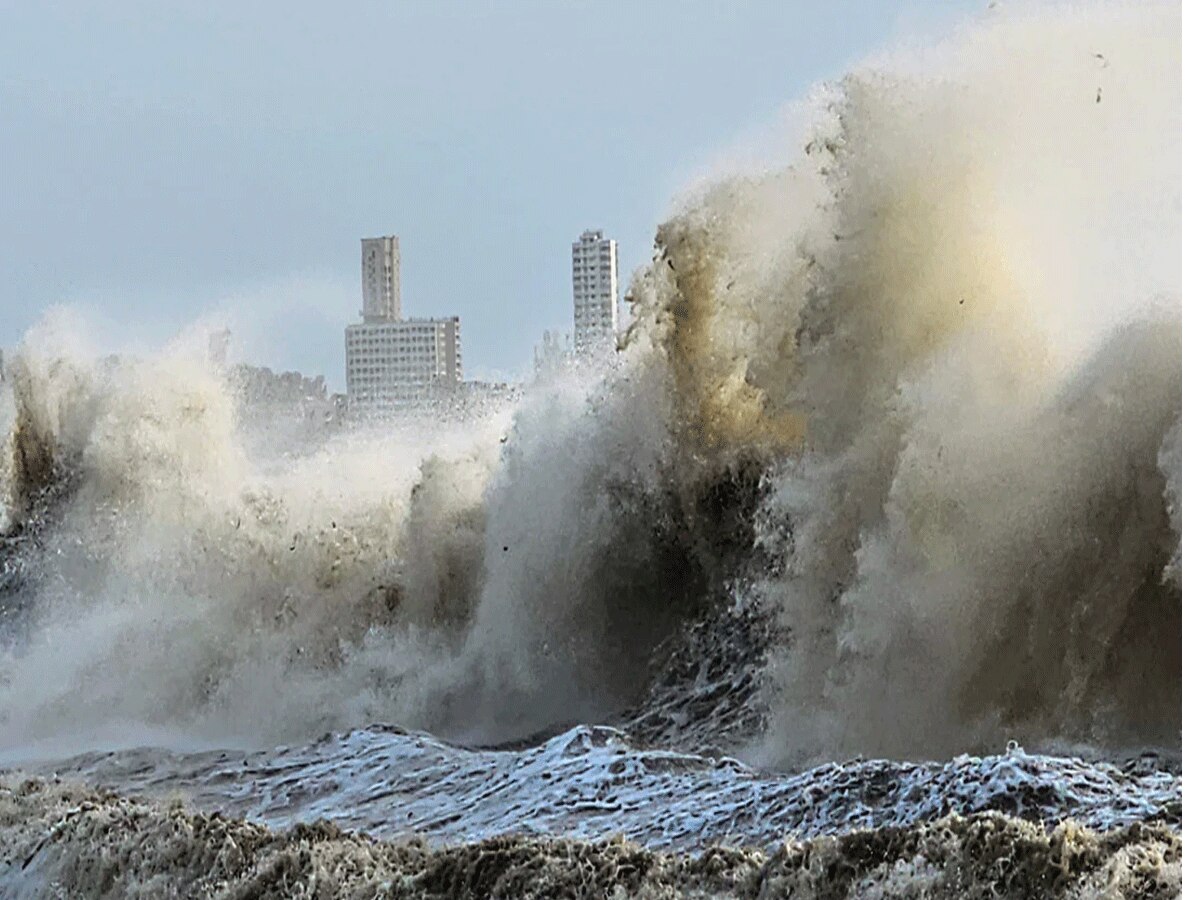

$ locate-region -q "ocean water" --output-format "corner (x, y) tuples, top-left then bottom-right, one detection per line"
(0, 2), (1181, 897)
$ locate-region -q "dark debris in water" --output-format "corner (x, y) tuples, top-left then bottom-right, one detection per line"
(1, 469), (79, 633)
(619, 590), (782, 757)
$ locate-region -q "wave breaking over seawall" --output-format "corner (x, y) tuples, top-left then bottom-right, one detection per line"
(3, 0), (1179, 765)
(0, 5), (1181, 894)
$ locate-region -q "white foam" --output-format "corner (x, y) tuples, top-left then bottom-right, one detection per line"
(19, 726), (1179, 853)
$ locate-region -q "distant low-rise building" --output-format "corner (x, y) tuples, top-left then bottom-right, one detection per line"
(461, 379), (519, 404)
(231, 365), (327, 407)
(208, 328), (231, 368)
(533, 330), (571, 376)
(227, 363), (341, 452)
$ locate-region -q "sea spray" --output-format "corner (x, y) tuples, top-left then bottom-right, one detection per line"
(623, 2), (1181, 762)
(0, 2), (1180, 769)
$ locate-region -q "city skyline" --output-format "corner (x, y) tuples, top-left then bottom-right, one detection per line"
(343, 227), (619, 415)
(1, 2), (982, 391)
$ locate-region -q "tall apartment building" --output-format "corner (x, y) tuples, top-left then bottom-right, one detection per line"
(345, 237), (463, 415)
(361, 236), (402, 321)
(572, 229), (618, 353)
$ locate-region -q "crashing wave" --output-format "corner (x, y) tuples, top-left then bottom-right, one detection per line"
(0, 2), (1181, 769)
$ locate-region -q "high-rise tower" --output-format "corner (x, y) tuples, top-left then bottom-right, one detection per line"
(361, 236), (401, 322)
(571, 229), (618, 353)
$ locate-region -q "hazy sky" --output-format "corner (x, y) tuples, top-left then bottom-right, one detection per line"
(1, 1), (981, 388)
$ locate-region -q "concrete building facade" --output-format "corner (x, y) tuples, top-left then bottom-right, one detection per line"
(572, 229), (618, 353)
(345, 317), (462, 412)
(361, 236), (402, 322)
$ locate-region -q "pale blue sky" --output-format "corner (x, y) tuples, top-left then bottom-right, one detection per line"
(1, 1), (981, 388)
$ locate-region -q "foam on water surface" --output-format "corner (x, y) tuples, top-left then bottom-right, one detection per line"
(18, 725), (1180, 853)
(0, 776), (1182, 900)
